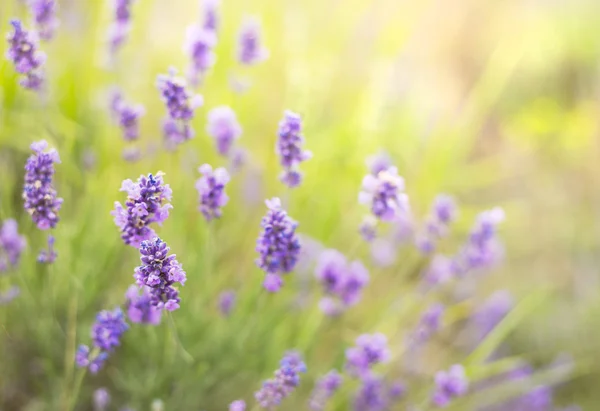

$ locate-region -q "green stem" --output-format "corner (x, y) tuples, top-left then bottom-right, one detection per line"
(167, 312), (194, 364)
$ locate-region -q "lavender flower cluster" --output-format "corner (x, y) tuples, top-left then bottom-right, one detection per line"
(30, 0), (59, 41)
(255, 351), (307, 408)
(276, 111), (312, 188)
(108, 0), (136, 54)
(6, 20), (46, 91)
(0, 219), (26, 272)
(195, 164), (230, 221)
(110, 88), (145, 143)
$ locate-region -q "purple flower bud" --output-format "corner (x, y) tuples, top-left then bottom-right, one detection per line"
(202, 0), (220, 31)
(92, 308), (129, 351)
(359, 166), (408, 222)
(75, 345), (90, 368)
(345, 333), (390, 377)
(23, 140), (63, 230)
(218, 290), (236, 317)
(411, 303), (445, 346)
(30, 0), (59, 41)
(93, 388), (110, 411)
(309, 370), (343, 411)
(195, 164), (230, 221)
(237, 16), (268, 65)
(37, 234), (57, 264)
(0, 219), (26, 271)
(366, 151), (392, 176)
(422, 255), (454, 287)
(255, 198), (301, 291)
(415, 195), (457, 255)
(432, 365), (468, 407)
(207, 106), (242, 157)
(109, 88), (145, 141)
(185, 25), (217, 86)
(359, 215), (377, 242)
(353, 373), (388, 411)
(125, 285), (162, 325)
(230, 147), (248, 173)
(276, 111), (312, 188)
(229, 400), (245, 411)
(111, 172), (173, 247)
(255, 351), (307, 408)
(108, 0), (136, 53)
(6, 20), (46, 91)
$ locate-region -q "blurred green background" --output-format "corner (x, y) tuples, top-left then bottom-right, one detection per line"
(0, 0), (599, 409)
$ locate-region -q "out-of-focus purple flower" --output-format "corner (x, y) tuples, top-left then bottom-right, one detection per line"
(422, 255), (454, 288)
(195, 164), (230, 221)
(366, 151), (392, 176)
(30, 0), (59, 40)
(109, 88), (145, 141)
(454, 208), (505, 276)
(346, 333), (390, 377)
(229, 400), (246, 411)
(23, 140), (63, 230)
(359, 215), (377, 242)
(256, 198), (301, 292)
(276, 111), (312, 188)
(134, 237), (186, 311)
(93, 388), (110, 411)
(6, 20), (46, 90)
(185, 25), (217, 86)
(108, 0), (136, 54)
(353, 373), (388, 411)
(359, 166), (408, 222)
(125, 285), (162, 325)
(37, 234), (57, 264)
(122, 146), (142, 162)
(472, 290), (513, 341)
(75, 344), (90, 368)
(202, 0), (220, 31)
(0, 219), (26, 272)
(255, 351), (307, 408)
(206, 106), (242, 157)
(309, 370), (343, 411)
(415, 195), (457, 254)
(111, 172), (173, 247)
(218, 290), (236, 317)
(388, 381), (407, 401)
(432, 365), (468, 407)
(237, 16), (268, 65)
(370, 238), (397, 268)
(157, 68), (203, 149)
(230, 147), (248, 173)
(411, 303), (445, 346)
(314, 249), (369, 315)
(0, 286), (20, 305)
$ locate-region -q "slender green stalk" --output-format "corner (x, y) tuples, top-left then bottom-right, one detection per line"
(167, 312), (194, 364)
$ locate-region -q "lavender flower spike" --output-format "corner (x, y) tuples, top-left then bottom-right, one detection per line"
(256, 198), (301, 292)
(30, 0), (59, 40)
(184, 24), (217, 86)
(157, 68), (203, 149)
(359, 166), (408, 222)
(125, 285), (162, 325)
(23, 140), (63, 230)
(229, 400), (246, 411)
(0, 219), (26, 272)
(432, 365), (468, 407)
(202, 0), (220, 32)
(415, 194), (457, 254)
(37, 234), (57, 264)
(218, 290), (236, 317)
(255, 351), (307, 408)
(134, 237), (187, 311)
(109, 88), (145, 142)
(93, 388), (111, 411)
(345, 333), (390, 377)
(309, 370), (343, 411)
(108, 0), (136, 54)
(237, 16), (269, 65)
(207, 106), (242, 157)
(195, 164), (230, 221)
(6, 19), (46, 90)
(276, 111), (312, 188)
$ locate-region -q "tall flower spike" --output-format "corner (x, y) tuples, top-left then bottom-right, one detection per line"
(432, 365), (468, 407)
(157, 68), (203, 149)
(134, 237), (187, 311)
(359, 166), (408, 222)
(108, 0), (136, 54)
(111, 172), (172, 247)
(109, 88), (145, 142)
(410, 303), (445, 347)
(184, 24), (217, 86)
(276, 111), (312, 188)
(37, 234), (57, 264)
(6, 19), (46, 91)
(203, 0), (220, 31)
(196, 164), (230, 221)
(125, 285), (162, 325)
(415, 195), (457, 254)
(23, 141), (63, 230)
(345, 333), (390, 377)
(76, 308), (129, 374)
(30, 0), (59, 41)
(207, 106), (242, 157)
(237, 16), (268, 65)
(309, 370), (343, 411)
(255, 351), (307, 408)
(0, 219), (26, 272)
(255, 198), (301, 292)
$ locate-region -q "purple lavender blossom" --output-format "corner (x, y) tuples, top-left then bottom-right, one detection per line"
(415, 195), (457, 254)
(276, 111), (312, 188)
(125, 285), (162, 325)
(0, 286), (21, 305)
(237, 16), (268, 65)
(422, 255), (454, 287)
(314, 249), (369, 316)
(229, 400), (246, 411)
(23, 140), (63, 230)
(157, 69), (203, 149)
(195, 164), (230, 221)
(109, 89), (145, 141)
(134, 237), (187, 311)
(0, 219), (26, 272)
(411, 303), (445, 346)
(111, 172), (173, 247)
(122, 146), (142, 162)
(255, 198), (301, 292)
(309, 370), (343, 411)
(202, 0), (220, 31)
(472, 290), (513, 341)
(30, 0), (59, 40)
(6, 19), (46, 90)
(255, 351), (307, 408)
(366, 151), (392, 176)
(218, 290), (236, 317)
(230, 147), (248, 173)
(93, 388), (110, 411)
(359, 215), (377, 242)
(359, 166), (408, 222)
(75, 344), (91, 368)
(108, 0), (135, 54)
(207, 106), (242, 157)
(353, 373), (388, 411)
(185, 25), (217, 86)
(432, 365), (468, 407)
(345, 333), (390, 377)
(37, 234), (57, 264)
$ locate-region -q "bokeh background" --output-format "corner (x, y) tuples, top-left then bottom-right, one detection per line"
(0, 0), (599, 409)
